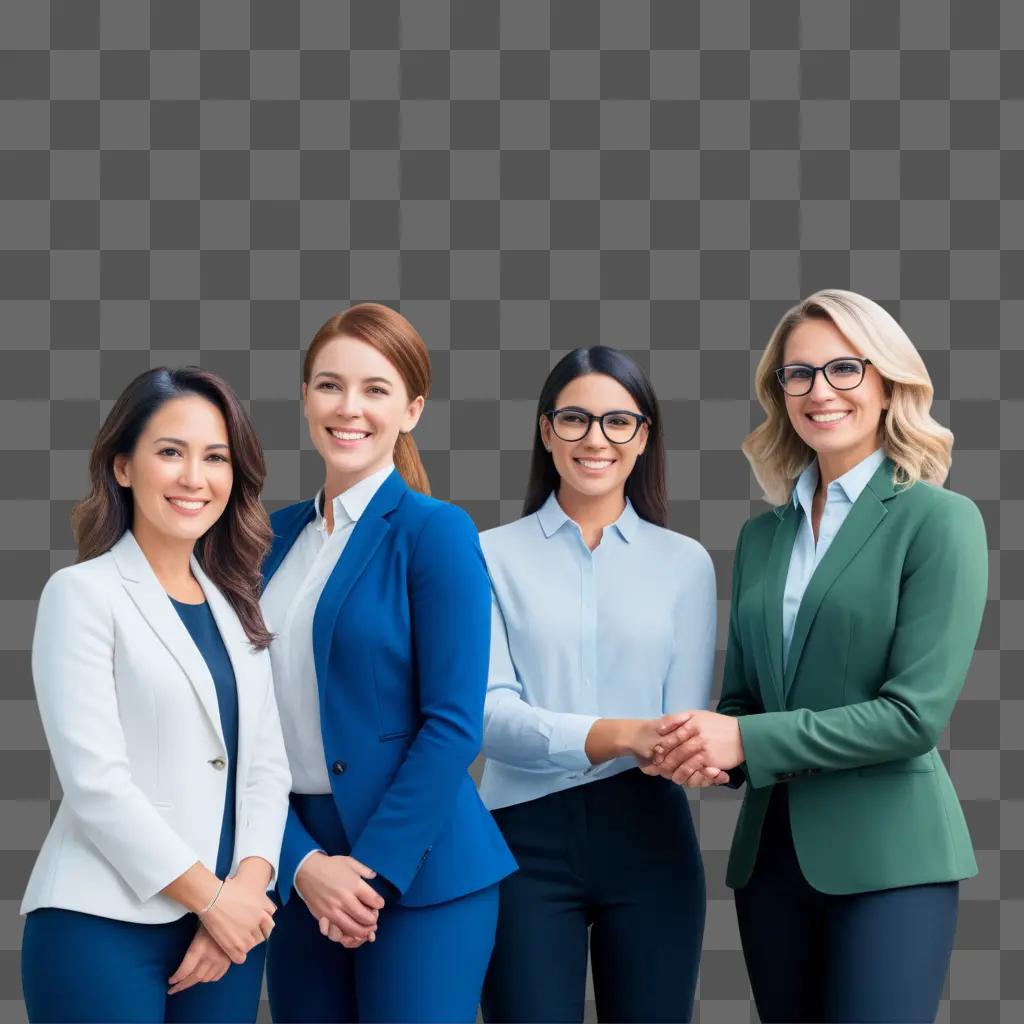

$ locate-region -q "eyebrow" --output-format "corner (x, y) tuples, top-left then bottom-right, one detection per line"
(153, 437), (230, 450)
(313, 371), (394, 386)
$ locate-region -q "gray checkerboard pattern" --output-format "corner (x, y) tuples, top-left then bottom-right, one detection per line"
(0, 2), (1020, 1021)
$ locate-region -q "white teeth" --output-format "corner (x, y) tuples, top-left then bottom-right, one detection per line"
(576, 459), (613, 469)
(809, 412), (850, 423)
(329, 429), (369, 440)
(168, 498), (205, 510)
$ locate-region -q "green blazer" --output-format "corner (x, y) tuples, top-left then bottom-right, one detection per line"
(719, 457), (988, 894)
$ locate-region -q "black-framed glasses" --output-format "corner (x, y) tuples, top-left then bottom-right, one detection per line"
(545, 407), (648, 444)
(775, 357), (872, 396)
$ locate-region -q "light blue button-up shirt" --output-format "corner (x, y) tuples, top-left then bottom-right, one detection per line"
(782, 447), (886, 668)
(478, 492), (717, 811)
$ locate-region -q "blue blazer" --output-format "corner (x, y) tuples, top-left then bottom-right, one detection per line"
(262, 468), (517, 908)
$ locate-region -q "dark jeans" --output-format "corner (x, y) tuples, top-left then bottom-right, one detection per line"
(734, 786), (960, 1023)
(482, 767), (706, 1024)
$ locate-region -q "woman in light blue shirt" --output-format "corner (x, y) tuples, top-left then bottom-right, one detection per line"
(479, 346), (719, 1024)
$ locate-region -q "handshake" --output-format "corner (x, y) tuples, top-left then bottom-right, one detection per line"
(588, 710), (746, 789)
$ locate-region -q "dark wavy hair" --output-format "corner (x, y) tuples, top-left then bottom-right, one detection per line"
(522, 346), (668, 527)
(72, 367), (274, 650)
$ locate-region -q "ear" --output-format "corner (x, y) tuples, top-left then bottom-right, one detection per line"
(400, 394), (426, 434)
(635, 420), (650, 456)
(539, 415), (553, 451)
(112, 453), (130, 488)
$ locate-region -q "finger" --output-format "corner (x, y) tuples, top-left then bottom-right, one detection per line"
(713, 770), (731, 785)
(672, 759), (703, 786)
(167, 971), (201, 995)
(168, 948), (201, 985)
(327, 923), (345, 944)
(348, 857), (377, 878)
(657, 711), (693, 735)
(262, 897), (277, 916)
(329, 909), (376, 938)
(341, 893), (379, 927)
(357, 881), (386, 909)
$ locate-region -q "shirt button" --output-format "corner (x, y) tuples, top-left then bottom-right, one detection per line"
(332, 760), (347, 775)
(209, 757), (226, 771)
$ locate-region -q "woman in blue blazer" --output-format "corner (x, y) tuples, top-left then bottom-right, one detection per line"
(261, 303), (517, 1024)
(21, 368), (291, 1023)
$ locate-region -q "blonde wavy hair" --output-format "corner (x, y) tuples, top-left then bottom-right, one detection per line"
(741, 289), (953, 506)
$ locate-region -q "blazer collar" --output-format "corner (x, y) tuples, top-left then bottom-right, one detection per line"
(110, 530), (248, 745)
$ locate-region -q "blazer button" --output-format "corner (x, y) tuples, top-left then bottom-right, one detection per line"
(332, 760), (347, 775)
(209, 757), (226, 771)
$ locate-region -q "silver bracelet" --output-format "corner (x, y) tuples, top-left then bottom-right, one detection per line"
(198, 878), (225, 916)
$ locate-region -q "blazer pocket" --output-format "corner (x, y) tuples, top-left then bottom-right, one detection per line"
(857, 752), (936, 776)
(373, 663), (416, 741)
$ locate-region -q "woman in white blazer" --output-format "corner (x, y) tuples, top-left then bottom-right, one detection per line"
(20, 367), (292, 1024)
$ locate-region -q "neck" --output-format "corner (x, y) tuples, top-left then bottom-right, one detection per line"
(815, 439), (882, 492)
(130, 518), (197, 591)
(322, 459), (392, 534)
(555, 482), (627, 538)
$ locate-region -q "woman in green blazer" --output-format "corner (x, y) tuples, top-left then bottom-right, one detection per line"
(648, 289), (988, 1023)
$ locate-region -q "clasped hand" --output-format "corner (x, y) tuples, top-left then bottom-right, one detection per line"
(639, 710), (745, 788)
(296, 851), (386, 949)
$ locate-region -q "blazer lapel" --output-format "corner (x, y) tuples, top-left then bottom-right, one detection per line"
(261, 500), (317, 593)
(111, 531), (224, 744)
(193, 557), (261, 793)
(782, 458), (898, 696)
(311, 469), (408, 694)
(762, 502), (801, 708)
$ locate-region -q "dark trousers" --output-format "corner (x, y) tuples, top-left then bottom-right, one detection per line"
(266, 793), (499, 1024)
(21, 906), (266, 1023)
(734, 786), (959, 1023)
(481, 768), (706, 1024)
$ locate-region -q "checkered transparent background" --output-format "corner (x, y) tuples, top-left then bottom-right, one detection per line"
(1, 2), (1021, 1022)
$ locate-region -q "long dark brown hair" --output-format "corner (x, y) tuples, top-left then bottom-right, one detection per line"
(523, 346), (668, 527)
(303, 303), (432, 495)
(72, 367), (274, 650)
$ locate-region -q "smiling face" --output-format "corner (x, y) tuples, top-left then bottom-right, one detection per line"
(781, 317), (890, 470)
(112, 395), (233, 545)
(539, 372), (649, 504)
(303, 334), (424, 491)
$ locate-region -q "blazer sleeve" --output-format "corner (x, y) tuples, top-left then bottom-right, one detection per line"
(715, 519), (761, 789)
(737, 494), (989, 788)
(232, 660), (292, 889)
(32, 568), (202, 903)
(348, 503), (491, 896)
(481, 588), (599, 773)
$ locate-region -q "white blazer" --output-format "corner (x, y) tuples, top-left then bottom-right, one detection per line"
(21, 530), (292, 925)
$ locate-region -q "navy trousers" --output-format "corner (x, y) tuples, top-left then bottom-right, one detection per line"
(734, 786), (960, 1023)
(265, 793), (499, 1024)
(481, 767), (706, 1024)
(21, 906), (266, 1024)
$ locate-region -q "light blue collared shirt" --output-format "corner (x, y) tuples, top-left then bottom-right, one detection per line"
(782, 448), (886, 667)
(478, 492), (717, 811)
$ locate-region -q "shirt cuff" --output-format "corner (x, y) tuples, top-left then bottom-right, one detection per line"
(292, 848), (325, 904)
(548, 713), (600, 772)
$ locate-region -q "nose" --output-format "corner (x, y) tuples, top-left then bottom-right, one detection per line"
(580, 418), (607, 446)
(335, 389), (362, 417)
(178, 456), (204, 490)
(808, 367), (837, 401)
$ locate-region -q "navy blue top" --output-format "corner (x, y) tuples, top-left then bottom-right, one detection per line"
(170, 597), (238, 880)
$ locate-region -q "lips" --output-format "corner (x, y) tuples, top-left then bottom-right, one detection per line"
(326, 427), (372, 447)
(166, 497), (209, 516)
(806, 410), (852, 426)
(574, 457), (615, 472)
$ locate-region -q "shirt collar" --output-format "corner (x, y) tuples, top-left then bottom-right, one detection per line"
(314, 462), (395, 533)
(792, 447), (886, 513)
(536, 491), (639, 543)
